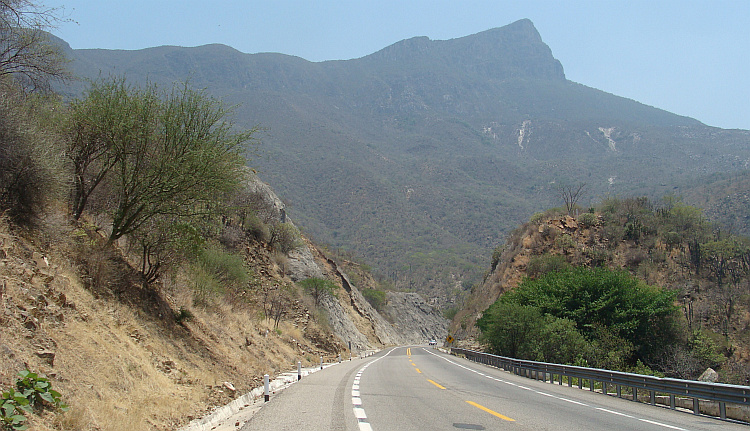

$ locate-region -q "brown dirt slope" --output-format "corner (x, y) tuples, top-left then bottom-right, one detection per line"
(0, 214), (349, 431)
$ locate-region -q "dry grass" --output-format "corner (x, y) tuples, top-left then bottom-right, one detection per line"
(0, 214), (345, 430)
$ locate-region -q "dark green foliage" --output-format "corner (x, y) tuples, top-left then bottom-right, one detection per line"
(361, 288), (386, 312)
(1, 369), (67, 431)
(477, 302), (542, 359)
(478, 267), (679, 368)
(174, 306), (194, 324)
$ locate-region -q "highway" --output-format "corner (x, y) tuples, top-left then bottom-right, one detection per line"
(243, 346), (747, 430)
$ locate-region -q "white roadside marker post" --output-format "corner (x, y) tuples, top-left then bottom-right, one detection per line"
(264, 374), (270, 402)
(297, 361), (302, 381)
(320, 355), (323, 370)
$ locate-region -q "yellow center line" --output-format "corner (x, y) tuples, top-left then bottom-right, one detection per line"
(415, 368), (422, 373)
(427, 379), (446, 390)
(411, 363), (416, 366)
(466, 401), (515, 422)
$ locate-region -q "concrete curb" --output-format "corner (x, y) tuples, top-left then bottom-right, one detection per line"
(178, 351), (379, 431)
(178, 364), (336, 431)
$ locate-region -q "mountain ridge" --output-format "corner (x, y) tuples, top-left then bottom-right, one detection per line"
(57, 19), (750, 303)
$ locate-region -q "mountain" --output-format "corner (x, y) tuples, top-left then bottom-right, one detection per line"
(57, 19), (750, 304)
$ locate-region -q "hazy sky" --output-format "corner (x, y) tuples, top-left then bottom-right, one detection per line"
(47, 1), (749, 130)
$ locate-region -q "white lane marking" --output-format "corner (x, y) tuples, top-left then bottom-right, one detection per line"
(422, 348), (689, 430)
(596, 407), (633, 418)
(351, 347), (397, 431)
(637, 418), (688, 430)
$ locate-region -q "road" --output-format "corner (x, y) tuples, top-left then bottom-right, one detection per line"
(243, 346), (747, 430)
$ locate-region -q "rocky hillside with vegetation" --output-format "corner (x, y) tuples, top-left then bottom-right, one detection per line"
(58, 19), (750, 304)
(454, 195), (750, 384)
(0, 6), (445, 427)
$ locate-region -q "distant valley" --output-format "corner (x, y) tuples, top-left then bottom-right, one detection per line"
(57, 19), (750, 303)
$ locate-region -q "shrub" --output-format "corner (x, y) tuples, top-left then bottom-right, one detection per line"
(298, 277), (338, 306)
(578, 212), (598, 228)
(1, 369), (68, 431)
(553, 233), (575, 254)
(244, 213), (270, 242)
(526, 254), (570, 279)
(361, 288), (386, 312)
(442, 306), (459, 321)
(269, 222), (302, 254)
(0, 90), (64, 227)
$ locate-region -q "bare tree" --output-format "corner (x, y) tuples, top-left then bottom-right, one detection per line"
(557, 182), (586, 215)
(0, 1), (70, 91)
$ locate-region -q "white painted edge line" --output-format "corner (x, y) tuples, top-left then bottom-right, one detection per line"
(352, 347), (397, 431)
(422, 348), (688, 431)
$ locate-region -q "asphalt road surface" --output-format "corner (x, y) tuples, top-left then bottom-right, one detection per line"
(243, 346), (748, 430)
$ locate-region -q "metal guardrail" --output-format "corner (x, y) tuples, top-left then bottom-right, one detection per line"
(451, 348), (750, 421)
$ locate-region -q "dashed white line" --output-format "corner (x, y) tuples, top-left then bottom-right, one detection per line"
(351, 347), (396, 431)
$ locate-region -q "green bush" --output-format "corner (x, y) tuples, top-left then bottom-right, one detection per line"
(442, 306), (459, 321)
(191, 245), (252, 305)
(361, 288), (386, 312)
(244, 213), (270, 242)
(526, 254), (570, 279)
(479, 267), (679, 367)
(269, 222), (302, 254)
(578, 212), (598, 228)
(1, 370), (68, 431)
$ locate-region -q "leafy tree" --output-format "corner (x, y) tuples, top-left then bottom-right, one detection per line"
(67, 77), (256, 243)
(477, 302), (542, 359)
(531, 315), (591, 364)
(298, 277), (338, 307)
(66, 77), (160, 220)
(106, 82), (252, 242)
(480, 267), (679, 366)
(0, 0), (70, 91)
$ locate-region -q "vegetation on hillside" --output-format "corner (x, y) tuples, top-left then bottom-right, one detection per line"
(476, 195), (750, 383)
(61, 17), (750, 306)
(0, 6), (355, 428)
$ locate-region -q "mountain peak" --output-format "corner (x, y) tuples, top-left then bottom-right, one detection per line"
(364, 19), (564, 81)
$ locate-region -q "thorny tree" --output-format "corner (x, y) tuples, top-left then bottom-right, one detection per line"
(0, 1), (70, 91)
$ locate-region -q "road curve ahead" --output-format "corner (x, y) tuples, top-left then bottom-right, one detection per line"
(244, 347), (747, 430)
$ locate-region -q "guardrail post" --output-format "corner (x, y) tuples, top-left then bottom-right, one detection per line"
(650, 390), (655, 406)
(669, 394), (675, 409)
(578, 377), (582, 390)
(590, 379), (595, 392)
(693, 398), (699, 415)
(616, 384), (621, 398)
(720, 402), (727, 420)
(264, 374), (270, 402)
(633, 387), (638, 402)
(297, 361), (302, 381)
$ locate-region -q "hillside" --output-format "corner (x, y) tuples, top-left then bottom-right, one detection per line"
(454, 197), (750, 383)
(56, 19), (750, 305)
(0, 170), (446, 430)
